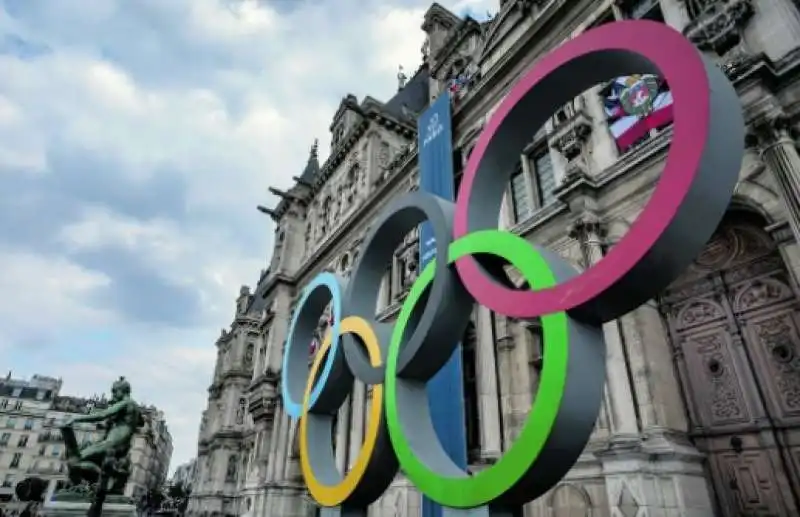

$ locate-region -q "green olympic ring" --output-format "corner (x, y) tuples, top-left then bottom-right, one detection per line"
(385, 229), (569, 508)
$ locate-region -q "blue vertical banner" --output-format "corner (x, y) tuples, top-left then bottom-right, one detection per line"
(417, 92), (468, 517)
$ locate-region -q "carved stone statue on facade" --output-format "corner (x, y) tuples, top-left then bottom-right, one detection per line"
(52, 376), (144, 517)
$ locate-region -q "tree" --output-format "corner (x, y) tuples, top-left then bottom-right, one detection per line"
(166, 482), (187, 500)
(142, 486), (165, 514)
(165, 482), (191, 515)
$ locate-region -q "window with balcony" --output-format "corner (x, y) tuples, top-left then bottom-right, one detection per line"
(17, 435), (28, 447)
(10, 452), (22, 468)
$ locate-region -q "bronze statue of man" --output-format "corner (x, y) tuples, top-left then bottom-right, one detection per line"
(60, 376), (144, 494)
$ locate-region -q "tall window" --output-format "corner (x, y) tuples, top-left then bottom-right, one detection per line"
(10, 452), (22, 468)
(620, 0), (664, 21)
(510, 166), (532, 222)
(532, 151), (556, 206)
(462, 322), (480, 460)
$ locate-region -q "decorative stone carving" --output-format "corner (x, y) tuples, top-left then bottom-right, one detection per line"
(678, 299), (725, 329)
(225, 454), (238, 482)
(244, 343), (254, 367)
(696, 333), (748, 423)
(683, 0), (755, 55)
(378, 142), (391, 168)
(720, 48), (760, 80)
(567, 215), (605, 269)
(551, 98), (593, 181)
(734, 278), (791, 311)
(754, 314), (800, 411)
(236, 398), (246, 425)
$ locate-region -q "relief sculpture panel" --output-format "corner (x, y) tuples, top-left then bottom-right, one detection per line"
(681, 330), (750, 427)
(745, 311), (800, 420)
(712, 450), (787, 516)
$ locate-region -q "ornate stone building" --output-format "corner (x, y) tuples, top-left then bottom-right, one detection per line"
(188, 1), (800, 516)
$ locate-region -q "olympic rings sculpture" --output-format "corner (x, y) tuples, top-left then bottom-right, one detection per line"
(281, 20), (745, 512)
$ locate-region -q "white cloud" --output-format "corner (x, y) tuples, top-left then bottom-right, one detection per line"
(0, 0), (486, 474)
(0, 251), (115, 350)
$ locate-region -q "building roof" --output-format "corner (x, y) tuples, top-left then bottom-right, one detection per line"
(383, 65), (431, 120)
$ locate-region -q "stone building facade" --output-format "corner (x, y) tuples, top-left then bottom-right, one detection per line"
(188, 0), (800, 516)
(172, 459), (198, 492)
(0, 374), (174, 513)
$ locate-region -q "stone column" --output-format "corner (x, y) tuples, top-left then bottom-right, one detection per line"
(474, 306), (503, 460)
(274, 410), (292, 480)
(569, 217), (639, 440)
(760, 116), (800, 244)
(266, 406), (286, 482)
(494, 316), (533, 446)
(335, 397), (351, 471)
(348, 382), (366, 469)
(258, 419), (274, 481)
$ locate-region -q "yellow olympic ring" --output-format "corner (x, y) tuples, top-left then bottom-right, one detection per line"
(299, 315), (384, 506)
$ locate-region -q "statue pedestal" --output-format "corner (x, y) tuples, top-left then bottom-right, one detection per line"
(42, 494), (137, 517)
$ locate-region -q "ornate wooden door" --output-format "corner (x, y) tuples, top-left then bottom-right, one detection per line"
(661, 212), (800, 517)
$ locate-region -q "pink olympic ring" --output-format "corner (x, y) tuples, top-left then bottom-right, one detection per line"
(453, 20), (742, 323)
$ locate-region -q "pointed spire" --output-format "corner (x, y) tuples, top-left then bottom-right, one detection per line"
(310, 138), (319, 161)
(299, 138), (320, 181)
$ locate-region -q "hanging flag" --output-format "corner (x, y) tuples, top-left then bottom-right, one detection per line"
(604, 74), (673, 152)
(448, 73), (471, 94)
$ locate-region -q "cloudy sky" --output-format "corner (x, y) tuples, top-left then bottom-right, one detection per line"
(0, 0), (496, 474)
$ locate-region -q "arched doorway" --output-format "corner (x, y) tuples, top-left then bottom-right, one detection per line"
(660, 210), (800, 516)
